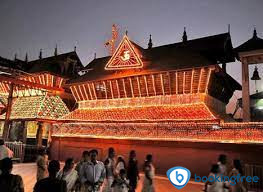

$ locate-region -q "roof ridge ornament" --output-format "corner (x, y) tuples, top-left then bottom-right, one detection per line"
(105, 35), (143, 70)
(253, 27), (257, 39)
(105, 24), (118, 56)
(182, 27), (187, 42)
(39, 49), (42, 59)
(25, 53), (28, 63)
(54, 44), (58, 56)
(148, 34), (153, 49)
(228, 24), (231, 34)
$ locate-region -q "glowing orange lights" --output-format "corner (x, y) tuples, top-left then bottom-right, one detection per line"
(78, 94), (207, 109)
(61, 103), (216, 122)
(19, 73), (65, 88)
(0, 95), (69, 120)
(70, 67), (213, 102)
(52, 122), (263, 144)
(105, 35), (143, 70)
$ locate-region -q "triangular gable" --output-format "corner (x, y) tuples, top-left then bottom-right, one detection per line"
(105, 35), (143, 70)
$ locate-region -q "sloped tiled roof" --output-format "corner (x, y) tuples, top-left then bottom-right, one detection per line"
(27, 52), (84, 78)
(0, 95), (69, 120)
(69, 33), (235, 84)
(0, 57), (26, 70)
(235, 30), (263, 53)
(60, 103), (216, 122)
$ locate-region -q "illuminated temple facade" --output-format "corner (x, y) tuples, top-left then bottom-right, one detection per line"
(1, 31), (263, 176)
(0, 51), (83, 144)
(51, 32), (263, 143)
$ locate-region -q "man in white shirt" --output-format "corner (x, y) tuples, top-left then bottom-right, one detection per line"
(0, 139), (13, 160)
(80, 149), (105, 192)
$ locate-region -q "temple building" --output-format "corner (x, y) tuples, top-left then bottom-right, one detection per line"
(54, 32), (241, 138)
(0, 29), (263, 177)
(0, 49), (83, 146)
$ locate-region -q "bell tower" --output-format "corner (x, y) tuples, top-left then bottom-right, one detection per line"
(235, 28), (263, 122)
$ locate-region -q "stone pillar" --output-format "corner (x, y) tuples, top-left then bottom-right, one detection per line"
(241, 58), (251, 122)
(36, 122), (43, 147)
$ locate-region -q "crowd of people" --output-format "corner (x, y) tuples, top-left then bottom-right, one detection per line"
(205, 154), (247, 192)
(33, 147), (155, 192)
(0, 138), (249, 192)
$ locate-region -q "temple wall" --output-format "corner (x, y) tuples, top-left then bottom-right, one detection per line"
(50, 136), (263, 177)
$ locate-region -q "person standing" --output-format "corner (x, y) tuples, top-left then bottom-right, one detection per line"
(80, 149), (106, 192)
(34, 160), (67, 192)
(0, 157), (24, 192)
(103, 147), (116, 192)
(127, 150), (139, 192)
(75, 151), (90, 192)
(217, 154), (227, 176)
(229, 159), (247, 192)
(115, 156), (126, 176)
(36, 149), (48, 181)
(76, 151), (90, 174)
(142, 154), (155, 192)
(57, 158), (78, 192)
(0, 139), (13, 160)
(204, 164), (224, 192)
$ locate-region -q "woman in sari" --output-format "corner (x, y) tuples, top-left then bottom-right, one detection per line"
(57, 158), (78, 192)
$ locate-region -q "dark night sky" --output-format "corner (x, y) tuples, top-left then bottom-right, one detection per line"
(0, 0), (263, 114)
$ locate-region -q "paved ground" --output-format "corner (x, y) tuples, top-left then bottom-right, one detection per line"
(13, 163), (204, 192)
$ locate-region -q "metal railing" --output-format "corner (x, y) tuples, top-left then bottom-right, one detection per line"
(5, 141), (25, 162)
(245, 164), (263, 191)
(4, 142), (46, 163)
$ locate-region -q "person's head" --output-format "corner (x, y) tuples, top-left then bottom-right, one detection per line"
(117, 156), (126, 168)
(64, 158), (74, 170)
(48, 160), (60, 176)
(0, 139), (4, 146)
(129, 150), (136, 159)
(218, 154), (227, 165)
(210, 164), (219, 174)
(117, 156), (125, 163)
(90, 149), (98, 162)
(233, 159), (243, 175)
(38, 148), (46, 156)
(0, 157), (13, 174)
(146, 154), (153, 163)
(108, 147), (115, 159)
(119, 169), (126, 179)
(82, 151), (90, 162)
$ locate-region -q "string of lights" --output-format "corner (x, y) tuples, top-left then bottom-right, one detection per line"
(52, 122), (263, 143)
(0, 95), (69, 120)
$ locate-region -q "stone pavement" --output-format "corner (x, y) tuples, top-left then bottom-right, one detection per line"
(13, 163), (204, 192)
